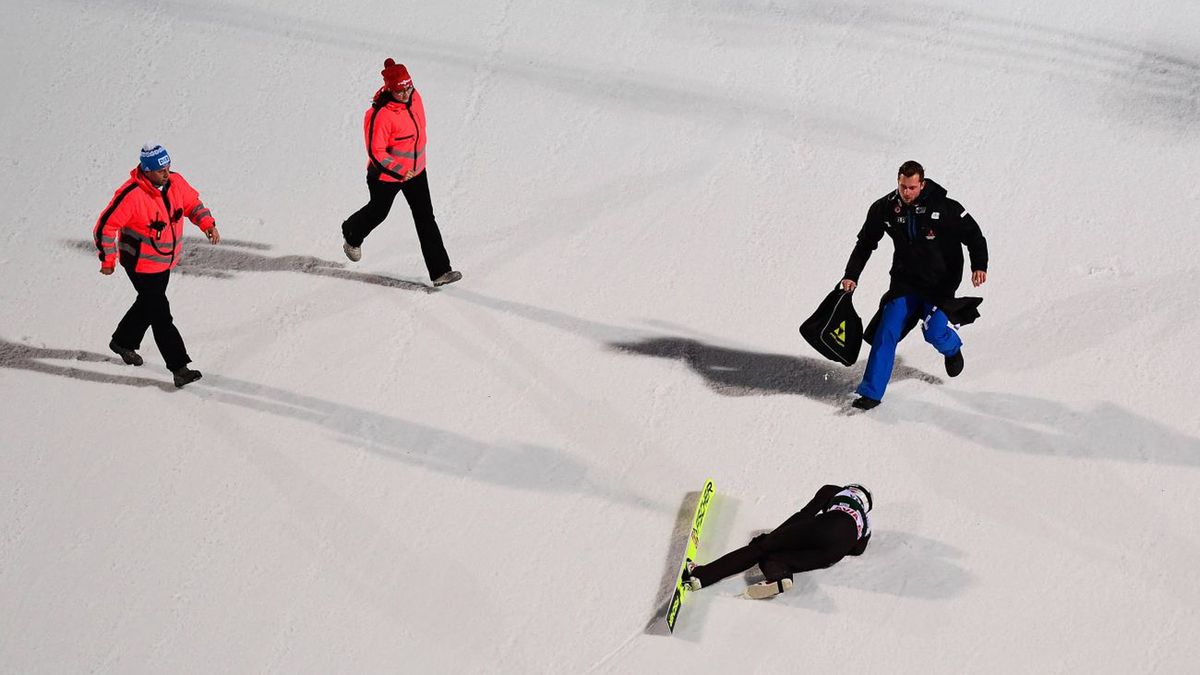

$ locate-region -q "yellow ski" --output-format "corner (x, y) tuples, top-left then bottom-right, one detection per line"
(666, 479), (715, 633)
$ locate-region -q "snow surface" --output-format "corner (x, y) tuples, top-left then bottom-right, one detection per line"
(3, 0), (1200, 672)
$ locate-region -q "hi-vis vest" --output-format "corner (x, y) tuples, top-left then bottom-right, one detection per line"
(93, 168), (215, 273)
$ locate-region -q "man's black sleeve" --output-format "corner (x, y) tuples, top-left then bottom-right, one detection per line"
(797, 484), (843, 519)
(843, 201), (886, 281)
(953, 201), (988, 272)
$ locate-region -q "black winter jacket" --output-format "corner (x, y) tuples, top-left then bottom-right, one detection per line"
(799, 484), (871, 556)
(843, 179), (988, 301)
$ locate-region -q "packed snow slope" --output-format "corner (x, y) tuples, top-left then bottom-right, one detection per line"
(3, 0), (1199, 672)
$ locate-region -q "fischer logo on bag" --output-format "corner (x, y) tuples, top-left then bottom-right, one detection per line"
(830, 320), (847, 347)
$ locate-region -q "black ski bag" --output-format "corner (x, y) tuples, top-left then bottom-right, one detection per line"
(799, 287), (863, 366)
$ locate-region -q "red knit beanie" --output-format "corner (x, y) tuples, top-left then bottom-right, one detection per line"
(381, 58), (412, 90)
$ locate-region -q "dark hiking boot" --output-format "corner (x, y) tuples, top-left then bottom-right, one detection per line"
(433, 270), (462, 287)
(109, 340), (143, 366)
(746, 578), (793, 599)
(172, 366), (203, 388)
(945, 350), (964, 377)
(851, 395), (881, 410)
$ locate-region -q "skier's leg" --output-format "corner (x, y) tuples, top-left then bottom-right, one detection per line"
(771, 510), (815, 534)
(920, 303), (962, 356)
(691, 540), (766, 588)
(757, 513), (825, 552)
(342, 177), (403, 247)
(856, 295), (917, 400)
(691, 514), (811, 583)
(759, 549), (847, 581)
(399, 170), (452, 279)
(758, 515), (858, 581)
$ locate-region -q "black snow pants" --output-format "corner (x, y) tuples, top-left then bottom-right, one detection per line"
(341, 170), (452, 281)
(692, 510), (858, 587)
(112, 267), (191, 371)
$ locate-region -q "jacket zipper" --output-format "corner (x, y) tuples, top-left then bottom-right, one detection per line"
(368, 104), (406, 181)
(149, 182), (178, 262)
(405, 100), (420, 176)
(167, 184), (179, 265)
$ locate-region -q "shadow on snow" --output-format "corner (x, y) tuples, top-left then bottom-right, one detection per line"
(609, 336), (941, 405)
(0, 338), (660, 510)
(66, 239), (434, 292)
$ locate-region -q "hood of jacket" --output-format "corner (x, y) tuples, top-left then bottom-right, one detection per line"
(914, 178), (947, 205)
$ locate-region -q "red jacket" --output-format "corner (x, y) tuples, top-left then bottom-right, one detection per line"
(93, 168), (216, 273)
(363, 88), (427, 182)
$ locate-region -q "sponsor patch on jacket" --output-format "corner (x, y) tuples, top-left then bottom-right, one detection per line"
(915, 206), (926, 214)
(931, 212), (940, 220)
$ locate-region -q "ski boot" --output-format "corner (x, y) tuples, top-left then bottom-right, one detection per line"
(746, 578), (793, 599)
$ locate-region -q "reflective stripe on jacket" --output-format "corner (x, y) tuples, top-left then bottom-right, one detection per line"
(363, 88), (427, 182)
(93, 168), (215, 273)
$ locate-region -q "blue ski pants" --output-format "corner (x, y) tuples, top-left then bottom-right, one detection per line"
(856, 294), (961, 401)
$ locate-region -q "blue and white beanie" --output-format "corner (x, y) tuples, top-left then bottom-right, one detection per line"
(139, 143), (171, 171)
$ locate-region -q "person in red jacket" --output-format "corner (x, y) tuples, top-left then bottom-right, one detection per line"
(93, 144), (221, 388)
(341, 59), (462, 287)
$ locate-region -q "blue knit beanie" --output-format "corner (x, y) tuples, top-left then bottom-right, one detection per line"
(139, 143), (171, 171)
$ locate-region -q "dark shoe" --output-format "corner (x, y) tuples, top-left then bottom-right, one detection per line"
(432, 270), (462, 287)
(172, 366), (203, 388)
(109, 340), (143, 366)
(945, 350), (964, 377)
(851, 396), (881, 410)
